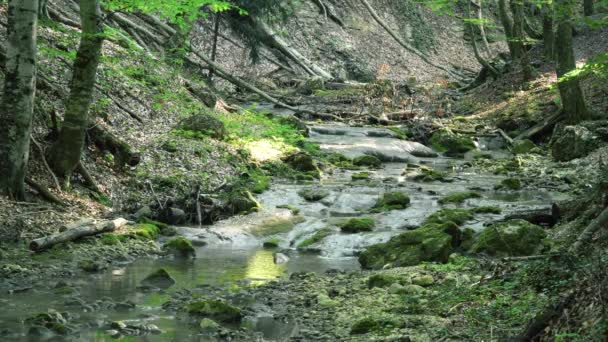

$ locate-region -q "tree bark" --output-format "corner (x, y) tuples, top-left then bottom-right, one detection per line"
(0, 0), (39, 200)
(208, 13), (220, 82)
(584, 0), (594, 16)
(467, 3), (499, 77)
(49, 0), (105, 180)
(510, 0), (532, 81)
(471, 0), (492, 58)
(555, 0), (590, 123)
(542, 5), (555, 61)
(498, 0), (516, 57)
(38, 0), (49, 19)
(30, 218), (128, 251)
(569, 206), (608, 254)
(88, 124), (141, 168)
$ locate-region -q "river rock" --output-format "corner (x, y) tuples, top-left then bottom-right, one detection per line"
(141, 268), (176, 289)
(471, 219), (547, 256)
(163, 237), (196, 258)
(551, 125), (599, 162)
(430, 128), (476, 156)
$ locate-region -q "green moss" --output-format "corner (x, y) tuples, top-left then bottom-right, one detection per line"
(471, 220), (547, 256)
(367, 274), (401, 289)
(283, 151), (320, 174)
(251, 216), (305, 237)
(424, 209), (474, 226)
(327, 153), (354, 167)
(349, 317), (398, 335)
(161, 140), (178, 152)
(78, 260), (101, 273)
(511, 139), (536, 155)
(430, 128), (476, 156)
(497, 178), (523, 190)
(276, 204), (300, 215)
(263, 238), (281, 248)
(227, 190), (261, 214)
(250, 172), (270, 194)
(352, 171), (371, 181)
(297, 228), (332, 248)
(411, 166), (451, 183)
(340, 217), (375, 233)
(471, 206), (502, 214)
(100, 233), (127, 245)
(438, 191), (481, 205)
(353, 155), (382, 168)
(387, 126), (409, 140)
(163, 237), (196, 258)
(373, 192), (411, 211)
(177, 113), (227, 140)
(186, 298), (242, 323)
(298, 188), (330, 202)
(131, 223), (161, 240)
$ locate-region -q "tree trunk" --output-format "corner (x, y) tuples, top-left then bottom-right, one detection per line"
(49, 0), (104, 180)
(510, 0), (532, 82)
(472, 0), (492, 58)
(555, 0), (590, 123)
(208, 13), (220, 82)
(542, 5), (555, 61)
(584, 0), (594, 16)
(39, 0), (49, 19)
(467, 2), (499, 77)
(0, 0), (39, 200)
(498, 0), (516, 57)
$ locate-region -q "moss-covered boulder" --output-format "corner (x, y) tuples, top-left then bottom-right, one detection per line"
(297, 228), (333, 248)
(263, 238), (280, 248)
(186, 298), (242, 323)
(551, 125), (599, 162)
(511, 139), (536, 154)
(340, 217), (375, 233)
(438, 191), (481, 205)
(131, 223), (161, 240)
(353, 155), (382, 168)
(283, 151), (321, 176)
(227, 190), (261, 214)
(298, 188), (330, 202)
(425, 209), (474, 226)
(430, 128), (476, 156)
(177, 112), (226, 140)
(367, 274), (401, 289)
(373, 192), (410, 211)
(141, 268), (176, 289)
(471, 219), (546, 256)
(163, 237), (196, 258)
(351, 171), (371, 181)
(410, 166), (451, 183)
(359, 222), (459, 269)
(251, 215), (305, 236)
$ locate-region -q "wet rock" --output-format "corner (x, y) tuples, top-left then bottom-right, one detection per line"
(177, 112), (227, 139)
(115, 300), (136, 311)
(134, 205), (153, 220)
(430, 128), (476, 156)
(551, 125), (599, 162)
(105, 329), (121, 338)
(160, 207), (186, 225)
(351, 171), (371, 180)
(274, 252), (290, 264)
(496, 178), (522, 190)
(374, 192), (411, 211)
(367, 274), (402, 289)
(110, 321), (127, 330)
(141, 268), (176, 289)
(28, 326), (54, 338)
(163, 237), (196, 258)
(227, 190), (261, 214)
(263, 238), (280, 248)
(471, 219), (547, 256)
(186, 298), (242, 323)
(298, 188), (330, 202)
(78, 259), (103, 273)
(283, 151), (321, 175)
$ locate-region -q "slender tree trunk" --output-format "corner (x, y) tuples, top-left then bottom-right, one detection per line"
(0, 0), (39, 200)
(467, 2), (499, 76)
(510, 0), (532, 82)
(208, 13), (220, 82)
(555, 0), (590, 123)
(498, 0), (516, 57)
(542, 5), (555, 61)
(39, 0), (49, 19)
(584, 0), (594, 16)
(49, 0), (104, 180)
(472, 0), (492, 58)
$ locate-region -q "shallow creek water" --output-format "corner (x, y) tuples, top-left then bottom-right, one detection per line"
(0, 125), (568, 341)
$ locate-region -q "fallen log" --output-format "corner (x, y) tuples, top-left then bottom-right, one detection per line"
(514, 111), (563, 141)
(495, 128), (514, 145)
(88, 124), (141, 168)
(30, 218), (129, 251)
(504, 206), (558, 227)
(569, 205), (608, 254)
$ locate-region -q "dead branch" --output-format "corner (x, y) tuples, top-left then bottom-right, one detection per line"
(25, 177), (65, 206)
(30, 135), (61, 191)
(76, 162), (101, 193)
(29, 218), (128, 251)
(569, 206), (608, 254)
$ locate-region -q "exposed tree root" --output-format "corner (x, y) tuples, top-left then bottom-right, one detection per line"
(25, 177), (65, 206)
(570, 206), (608, 254)
(88, 124), (141, 168)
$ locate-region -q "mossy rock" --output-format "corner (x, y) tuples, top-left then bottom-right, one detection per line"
(138, 217), (176, 236)
(161, 140), (179, 153)
(100, 233), (127, 245)
(131, 223), (161, 240)
(424, 209), (474, 226)
(351, 171), (371, 181)
(186, 298), (242, 323)
(411, 166), (451, 183)
(340, 217), (375, 233)
(227, 190), (261, 214)
(298, 188), (330, 202)
(471, 219), (547, 256)
(511, 139), (536, 154)
(282, 151), (320, 174)
(163, 237), (196, 258)
(276, 204), (300, 215)
(297, 228), (332, 248)
(358, 222), (459, 269)
(78, 260), (102, 273)
(438, 191), (481, 205)
(373, 192), (410, 211)
(327, 153), (353, 167)
(471, 206), (502, 214)
(461, 228), (476, 250)
(430, 128), (476, 156)
(497, 178), (522, 190)
(353, 155), (382, 168)
(177, 113), (226, 140)
(367, 274), (401, 289)
(349, 317), (397, 335)
(141, 268), (176, 289)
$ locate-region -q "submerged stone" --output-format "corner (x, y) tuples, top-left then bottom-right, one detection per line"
(186, 299), (242, 323)
(141, 268), (176, 289)
(471, 219), (547, 256)
(163, 237), (196, 258)
(298, 188), (330, 202)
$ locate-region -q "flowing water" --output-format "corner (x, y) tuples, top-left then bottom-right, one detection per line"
(0, 124), (568, 341)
